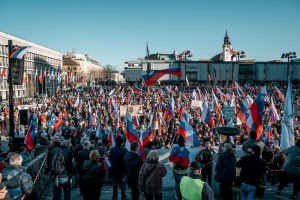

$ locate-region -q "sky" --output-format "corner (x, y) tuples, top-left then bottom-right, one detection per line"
(0, 0), (299, 71)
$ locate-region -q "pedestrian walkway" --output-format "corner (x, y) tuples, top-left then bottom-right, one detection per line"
(41, 183), (295, 200)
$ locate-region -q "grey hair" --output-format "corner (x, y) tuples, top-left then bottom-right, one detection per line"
(224, 143), (232, 151)
(83, 141), (91, 150)
(80, 137), (89, 145)
(10, 154), (23, 166)
(146, 150), (159, 163)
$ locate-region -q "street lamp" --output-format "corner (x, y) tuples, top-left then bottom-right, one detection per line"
(231, 51), (246, 83)
(281, 52), (297, 79)
(179, 50), (193, 81)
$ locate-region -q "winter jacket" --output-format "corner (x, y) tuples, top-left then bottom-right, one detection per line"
(215, 150), (236, 181)
(82, 160), (105, 186)
(236, 154), (267, 186)
(180, 173), (215, 200)
(124, 151), (143, 185)
(109, 144), (128, 177)
(138, 161), (167, 195)
(242, 139), (265, 154)
(195, 148), (214, 165)
(282, 146), (300, 177)
(77, 149), (91, 175)
(2, 165), (33, 195)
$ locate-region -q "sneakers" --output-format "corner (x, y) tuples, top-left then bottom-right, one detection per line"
(274, 189), (281, 195)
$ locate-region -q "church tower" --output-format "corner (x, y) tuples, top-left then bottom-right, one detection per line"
(222, 30), (236, 61)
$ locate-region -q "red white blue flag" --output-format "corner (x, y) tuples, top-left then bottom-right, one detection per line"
(9, 46), (30, 59)
(177, 121), (200, 147)
(235, 81), (245, 97)
(141, 68), (182, 86)
(25, 116), (37, 150)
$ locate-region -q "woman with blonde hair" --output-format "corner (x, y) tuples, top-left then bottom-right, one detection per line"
(138, 150), (167, 200)
(81, 150), (105, 200)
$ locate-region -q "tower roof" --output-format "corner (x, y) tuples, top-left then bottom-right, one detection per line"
(224, 30), (231, 46)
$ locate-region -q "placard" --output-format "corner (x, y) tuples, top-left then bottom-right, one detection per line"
(223, 106), (236, 120)
(120, 106), (127, 116)
(191, 100), (203, 108)
(120, 105), (143, 116)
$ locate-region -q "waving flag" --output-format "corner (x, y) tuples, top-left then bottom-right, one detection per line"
(270, 97), (280, 123)
(126, 110), (146, 160)
(107, 127), (115, 148)
(169, 144), (190, 168)
(212, 90), (220, 114)
(166, 96), (175, 120)
(9, 46), (30, 59)
(185, 76), (189, 87)
(182, 111), (192, 123)
(38, 67), (43, 84)
(280, 80), (294, 149)
(274, 86), (285, 101)
(141, 68), (182, 86)
(246, 86), (267, 139)
(25, 116), (37, 150)
(266, 122), (272, 142)
(201, 101), (213, 125)
(235, 81), (245, 97)
(236, 97), (252, 131)
(177, 121), (200, 147)
(108, 89), (115, 96)
(96, 117), (102, 138)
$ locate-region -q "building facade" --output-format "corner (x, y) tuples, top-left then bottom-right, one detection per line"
(64, 52), (103, 85)
(0, 32), (62, 100)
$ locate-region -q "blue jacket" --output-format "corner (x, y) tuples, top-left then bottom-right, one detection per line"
(216, 150), (236, 181)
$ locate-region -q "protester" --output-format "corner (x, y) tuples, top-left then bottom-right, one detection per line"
(19, 147), (31, 165)
(180, 160), (214, 200)
(236, 145), (267, 200)
(1, 154), (33, 199)
(242, 131), (265, 155)
(275, 140), (300, 200)
(138, 150), (167, 200)
(124, 141), (143, 200)
(81, 150), (105, 200)
(169, 134), (190, 200)
(109, 136), (128, 200)
(195, 141), (215, 185)
(48, 140), (73, 200)
(215, 143), (236, 200)
(77, 140), (91, 193)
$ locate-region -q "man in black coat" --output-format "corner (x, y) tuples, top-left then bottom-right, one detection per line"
(109, 136), (128, 200)
(48, 140), (73, 200)
(77, 140), (91, 193)
(124, 141), (143, 200)
(236, 145), (267, 200)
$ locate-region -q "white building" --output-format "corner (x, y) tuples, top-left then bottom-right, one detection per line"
(0, 32), (62, 100)
(64, 52), (103, 84)
(111, 71), (124, 83)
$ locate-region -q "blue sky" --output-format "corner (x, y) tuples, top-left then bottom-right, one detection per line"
(0, 0), (299, 71)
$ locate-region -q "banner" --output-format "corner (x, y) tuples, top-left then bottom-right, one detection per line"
(120, 105), (143, 116)
(223, 106), (236, 120)
(120, 106), (127, 116)
(191, 100), (203, 108)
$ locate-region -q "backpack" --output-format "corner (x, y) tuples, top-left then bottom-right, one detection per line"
(51, 148), (66, 176)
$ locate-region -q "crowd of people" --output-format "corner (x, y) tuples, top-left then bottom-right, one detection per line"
(0, 82), (299, 200)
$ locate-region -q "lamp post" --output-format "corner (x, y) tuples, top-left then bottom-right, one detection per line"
(281, 52), (297, 79)
(8, 40), (15, 150)
(179, 50), (193, 81)
(231, 51), (246, 83)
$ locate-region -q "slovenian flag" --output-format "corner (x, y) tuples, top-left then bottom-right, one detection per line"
(177, 121), (200, 147)
(270, 97), (280, 123)
(246, 86), (267, 139)
(9, 46), (30, 59)
(212, 90), (220, 114)
(236, 97), (252, 132)
(201, 101), (213, 125)
(166, 96), (175, 120)
(274, 86), (285, 101)
(169, 144), (190, 168)
(25, 116), (37, 150)
(141, 68), (182, 86)
(235, 81), (245, 97)
(126, 110), (146, 160)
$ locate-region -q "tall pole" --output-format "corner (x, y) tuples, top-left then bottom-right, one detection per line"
(287, 56), (290, 79)
(184, 54), (187, 78)
(8, 40), (15, 150)
(237, 55), (240, 84)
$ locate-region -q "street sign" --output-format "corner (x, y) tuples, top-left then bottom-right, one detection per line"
(223, 106), (236, 120)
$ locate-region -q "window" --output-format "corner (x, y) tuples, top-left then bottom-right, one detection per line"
(226, 49), (229, 52)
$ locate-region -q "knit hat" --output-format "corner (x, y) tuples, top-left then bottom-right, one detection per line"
(190, 161), (202, 171)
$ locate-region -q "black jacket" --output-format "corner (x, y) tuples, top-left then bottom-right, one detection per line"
(236, 154), (267, 186)
(2, 165), (33, 195)
(109, 144), (128, 177)
(216, 150), (236, 181)
(82, 160), (105, 186)
(124, 151), (143, 185)
(77, 149), (91, 174)
(196, 148), (214, 165)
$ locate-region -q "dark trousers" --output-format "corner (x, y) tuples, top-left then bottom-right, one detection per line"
(174, 172), (187, 200)
(144, 193), (162, 200)
(83, 185), (102, 200)
(278, 172), (300, 196)
(128, 182), (139, 200)
(112, 176), (127, 200)
(221, 180), (234, 200)
(202, 165), (212, 185)
(53, 181), (71, 200)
